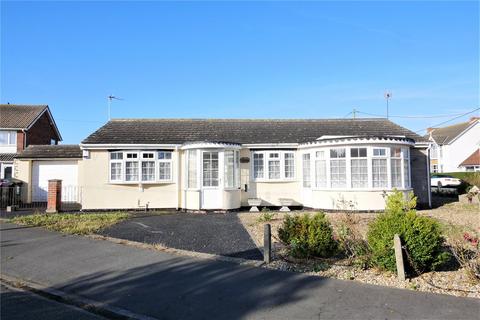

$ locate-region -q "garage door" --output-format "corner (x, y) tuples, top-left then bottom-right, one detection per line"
(32, 161), (78, 202)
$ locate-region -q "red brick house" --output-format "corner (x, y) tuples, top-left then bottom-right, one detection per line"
(0, 104), (62, 179)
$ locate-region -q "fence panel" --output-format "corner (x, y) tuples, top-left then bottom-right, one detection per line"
(0, 186), (47, 210)
(61, 185), (82, 211)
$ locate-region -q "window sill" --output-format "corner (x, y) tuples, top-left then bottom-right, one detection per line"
(109, 181), (175, 185)
(253, 179), (297, 183)
(310, 188), (413, 192)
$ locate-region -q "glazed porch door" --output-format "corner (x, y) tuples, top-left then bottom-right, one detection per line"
(201, 151), (223, 209)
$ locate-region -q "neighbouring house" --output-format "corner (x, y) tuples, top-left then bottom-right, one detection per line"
(458, 148), (480, 172)
(427, 117), (480, 173)
(15, 145), (82, 202)
(0, 104), (62, 179)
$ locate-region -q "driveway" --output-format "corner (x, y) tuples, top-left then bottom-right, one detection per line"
(1, 222), (479, 320)
(100, 212), (263, 260)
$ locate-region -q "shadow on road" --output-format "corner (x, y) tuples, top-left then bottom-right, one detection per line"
(57, 258), (321, 319)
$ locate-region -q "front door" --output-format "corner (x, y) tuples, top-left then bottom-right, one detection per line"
(201, 151), (223, 209)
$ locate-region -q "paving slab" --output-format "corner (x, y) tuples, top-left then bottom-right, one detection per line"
(1, 222), (479, 320)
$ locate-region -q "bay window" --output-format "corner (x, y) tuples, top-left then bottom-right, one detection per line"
(330, 148), (346, 188)
(109, 150), (173, 183)
(302, 144), (412, 191)
(302, 154), (311, 187)
(252, 151), (296, 181)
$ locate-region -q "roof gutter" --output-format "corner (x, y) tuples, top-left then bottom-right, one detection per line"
(80, 143), (181, 150)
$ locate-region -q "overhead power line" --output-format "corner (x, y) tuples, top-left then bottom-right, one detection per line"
(413, 107), (480, 133)
(357, 109), (480, 119)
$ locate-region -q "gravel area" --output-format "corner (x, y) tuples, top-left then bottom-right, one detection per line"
(238, 201), (480, 299)
(100, 212), (263, 260)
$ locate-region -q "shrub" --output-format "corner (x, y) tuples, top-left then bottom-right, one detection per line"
(257, 210), (276, 223)
(336, 212), (371, 269)
(278, 213), (338, 258)
(367, 190), (449, 274)
(447, 227), (480, 282)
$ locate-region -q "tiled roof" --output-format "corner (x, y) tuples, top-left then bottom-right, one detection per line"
(82, 118), (426, 145)
(0, 104), (48, 129)
(429, 118), (479, 145)
(0, 153), (17, 162)
(460, 149), (480, 166)
(16, 145), (82, 159)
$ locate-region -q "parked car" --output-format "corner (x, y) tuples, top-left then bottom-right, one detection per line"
(431, 174), (462, 188)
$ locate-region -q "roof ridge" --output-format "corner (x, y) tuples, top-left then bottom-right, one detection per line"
(109, 118), (388, 122)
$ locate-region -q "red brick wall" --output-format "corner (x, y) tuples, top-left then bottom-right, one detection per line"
(16, 131), (25, 153)
(47, 179), (62, 213)
(25, 112), (60, 146)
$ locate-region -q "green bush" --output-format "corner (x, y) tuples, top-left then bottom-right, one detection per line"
(367, 191), (449, 274)
(278, 213), (338, 258)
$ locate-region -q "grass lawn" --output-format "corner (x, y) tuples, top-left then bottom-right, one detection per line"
(11, 212), (130, 235)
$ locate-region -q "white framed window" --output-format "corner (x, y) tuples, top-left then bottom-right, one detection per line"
(372, 148), (388, 188)
(235, 151), (240, 188)
(252, 151), (296, 181)
(0, 131), (16, 145)
(315, 151), (327, 188)
(253, 153), (264, 179)
(284, 152), (295, 179)
(125, 152), (139, 182)
(141, 152), (155, 181)
(390, 147), (402, 188)
(187, 150), (198, 189)
(108, 150), (173, 183)
(351, 147), (368, 188)
(110, 152), (123, 181)
(225, 150), (235, 188)
(330, 148), (346, 188)
(403, 148), (410, 188)
(302, 153), (311, 188)
(158, 151), (172, 181)
(268, 153), (281, 179)
(203, 151), (219, 187)
(309, 145), (411, 191)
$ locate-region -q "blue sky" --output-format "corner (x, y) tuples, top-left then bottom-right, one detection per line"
(1, 1), (478, 143)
